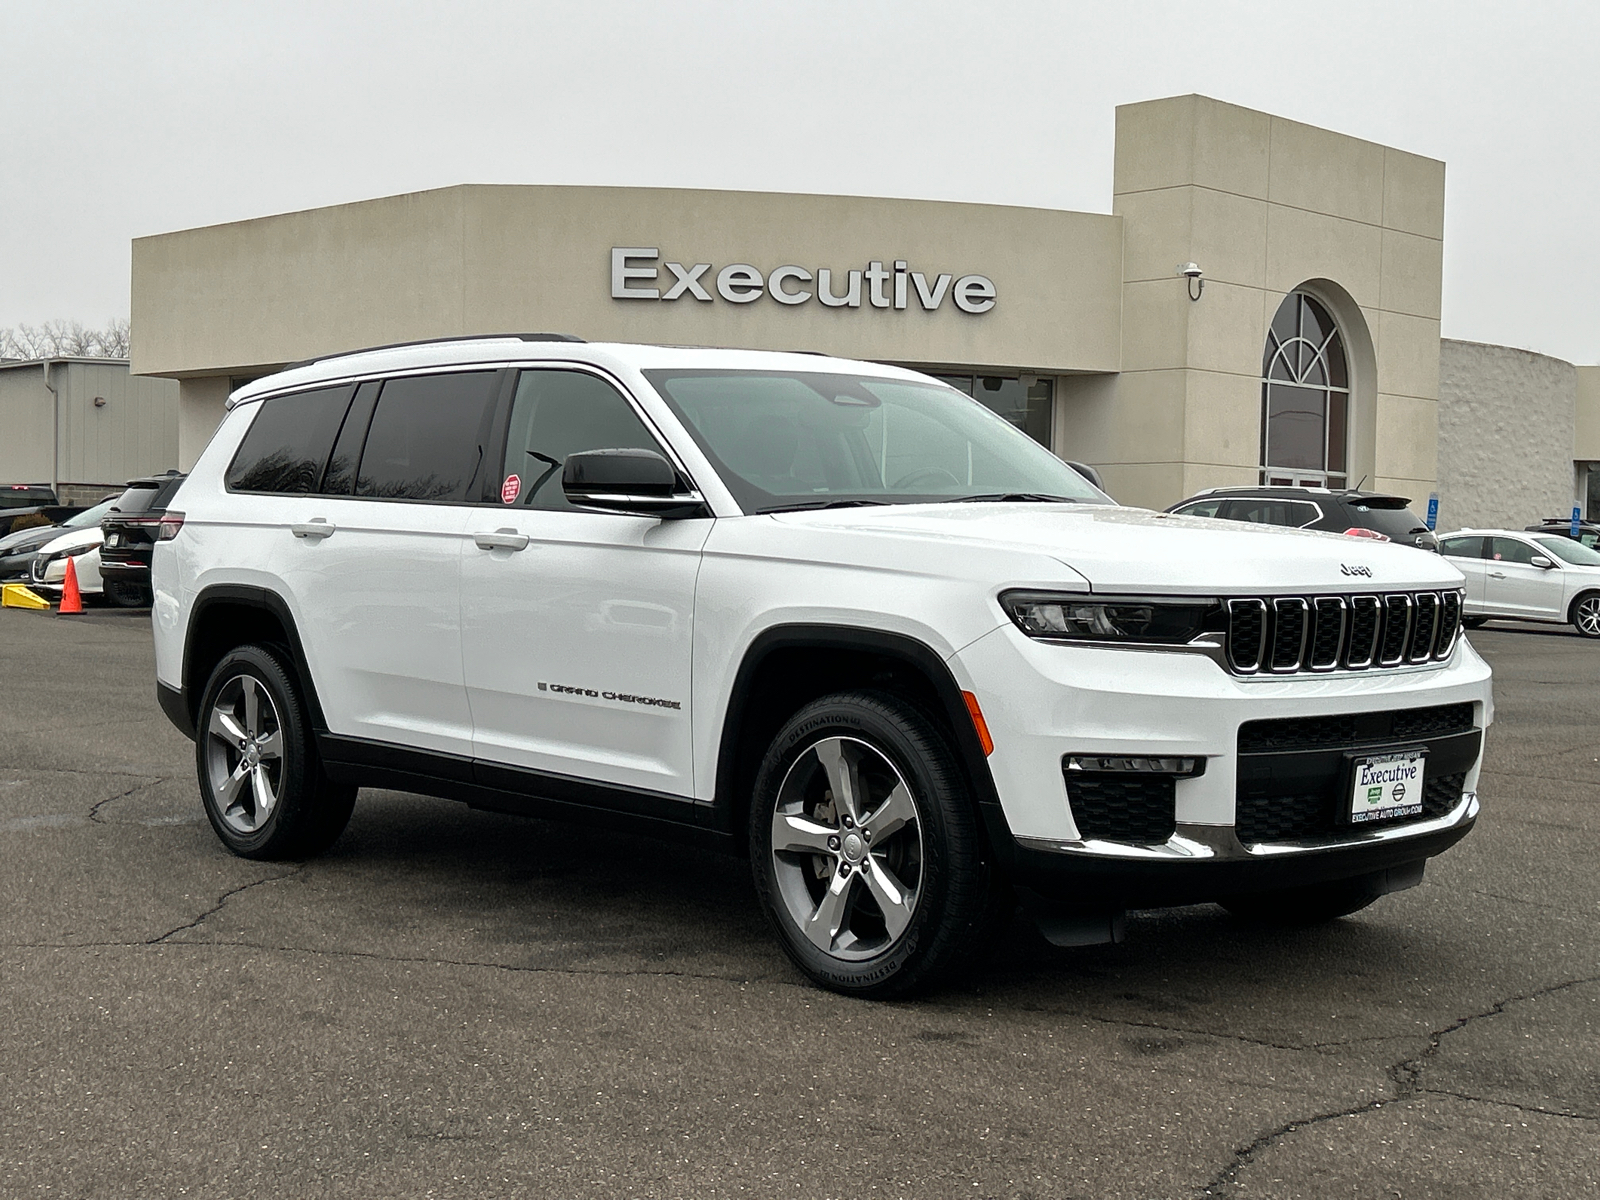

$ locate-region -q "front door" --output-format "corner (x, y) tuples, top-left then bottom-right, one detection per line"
(460, 368), (711, 806)
(1485, 537), (1563, 618)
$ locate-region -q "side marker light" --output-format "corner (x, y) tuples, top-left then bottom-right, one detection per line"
(962, 691), (994, 756)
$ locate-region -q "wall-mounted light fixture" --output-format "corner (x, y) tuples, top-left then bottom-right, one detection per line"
(1177, 262), (1204, 301)
(92, 396), (107, 408)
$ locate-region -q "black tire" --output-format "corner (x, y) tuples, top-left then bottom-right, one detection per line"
(748, 690), (998, 998)
(1461, 616), (1490, 629)
(104, 580), (150, 608)
(1569, 592), (1600, 639)
(1219, 874), (1387, 925)
(194, 644), (355, 860)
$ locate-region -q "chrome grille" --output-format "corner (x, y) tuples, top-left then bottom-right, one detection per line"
(1224, 590), (1465, 676)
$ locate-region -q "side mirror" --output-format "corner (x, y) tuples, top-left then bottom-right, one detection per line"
(562, 448), (706, 518)
(1531, 555), (1556, 569)
(1066, 460), (1104, 490)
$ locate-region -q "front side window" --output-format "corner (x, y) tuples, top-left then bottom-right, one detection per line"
(643, 369), (1107, 513)
(1534, 536), (1600, 566)
(1261, 293), (1348, 488)
(1489, 537), (1537, 565)
(500, 371), (667, 510)
(355, 372), (497, 502)
(226, 385), (355, 494)
(1173, 499), (1223, 518)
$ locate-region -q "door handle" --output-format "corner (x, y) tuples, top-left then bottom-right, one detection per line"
(474, 529), (530, 552)
(1488, 571), (1506, 579)
(290, 520), (336, 540)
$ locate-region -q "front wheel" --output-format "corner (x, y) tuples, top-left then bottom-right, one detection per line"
(749, 691), (999, 998)
(1570, 593), (1600, 639)
(195, 644), (355, 860)
(1461, 615), (1490, 630)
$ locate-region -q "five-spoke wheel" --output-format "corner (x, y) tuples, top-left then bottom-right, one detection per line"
(205, 674), (285, 834)
(750, 691), (1001, 998)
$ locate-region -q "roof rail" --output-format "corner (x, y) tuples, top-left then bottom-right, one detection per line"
(283, 332), (585, 373)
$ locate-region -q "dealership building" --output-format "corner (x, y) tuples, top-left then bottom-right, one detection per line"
(129, 93), (1600, 528)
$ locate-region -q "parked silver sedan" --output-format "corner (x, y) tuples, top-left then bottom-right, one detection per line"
(1441, 528), (1600, 637)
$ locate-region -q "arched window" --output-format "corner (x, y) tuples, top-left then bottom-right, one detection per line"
(1261, 292), (1348, 488)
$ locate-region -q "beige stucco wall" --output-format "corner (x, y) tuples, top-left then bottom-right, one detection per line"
(0, 360), (179, 489)
(132, 185), (1124, 382)
(1574, 366), (1600, 462)
(1437, 339), (1576, 531)
(1088, 94), (1445, 510)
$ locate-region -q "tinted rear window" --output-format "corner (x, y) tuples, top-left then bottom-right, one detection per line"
(227, 386), (355, 493)
(111, 484), (161, 515)
(1346, 504), (1429, 540)
(1, 487), (54, 509)
(355, 372), (498, 502)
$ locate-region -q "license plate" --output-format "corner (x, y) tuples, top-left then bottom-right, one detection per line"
(105, 533), (120, 547)
(1349, 749), (1426, 824)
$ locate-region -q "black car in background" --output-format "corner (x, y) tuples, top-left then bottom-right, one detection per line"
(0, 494), (120, 580)
(0, 484), (84, 539)
(98, 472), (185, 606)
(1166, 485), (1440, 551)
(1525, 517), (1600, 549)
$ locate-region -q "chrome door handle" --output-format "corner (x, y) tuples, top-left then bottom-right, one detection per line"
(290, 520), (335, 540)
(474, 529), (530, 552)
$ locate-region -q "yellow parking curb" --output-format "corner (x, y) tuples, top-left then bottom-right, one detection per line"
(1, 583), (52, 610)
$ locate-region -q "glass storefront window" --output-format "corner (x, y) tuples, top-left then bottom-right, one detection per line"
(935, 374), (1053, 448)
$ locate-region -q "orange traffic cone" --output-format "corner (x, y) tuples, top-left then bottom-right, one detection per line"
(59, 556), (83, 615)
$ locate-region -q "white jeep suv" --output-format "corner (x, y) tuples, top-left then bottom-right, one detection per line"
(151, 336), (1492, 997)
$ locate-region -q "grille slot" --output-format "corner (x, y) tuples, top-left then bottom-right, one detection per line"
(1409, 593), (1439, 662)
(1271, 598), (1309, 672)
(1346, 595), (1381, 667)
(1379, 595), (1412, 665)
(1437, 591), (1462, 657)
(1065, 773), (1177, 843)
(1227, 599), (1267, 673)
(1310, 598), (1346, 669)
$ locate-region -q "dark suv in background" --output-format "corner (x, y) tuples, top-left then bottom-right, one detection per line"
(1167, 486), (1439, 551)
(1525, 517), (1600, 549)
(0, 485), (81, 539)
(99, 472), (186, 606)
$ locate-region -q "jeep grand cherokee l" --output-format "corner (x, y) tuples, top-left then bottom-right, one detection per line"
(151, 336), (1492, 997)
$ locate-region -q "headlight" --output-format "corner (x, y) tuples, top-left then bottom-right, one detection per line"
(1001, 591), (1223, 644)
(44, 544), (96, 563)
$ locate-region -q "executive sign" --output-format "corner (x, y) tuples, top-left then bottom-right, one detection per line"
(611, 248), (996, 314)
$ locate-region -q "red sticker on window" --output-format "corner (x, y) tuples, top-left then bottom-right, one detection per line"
(501, 474), (521, 504)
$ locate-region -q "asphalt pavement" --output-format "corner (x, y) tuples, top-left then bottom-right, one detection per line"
(1, 606), (1596, 1199)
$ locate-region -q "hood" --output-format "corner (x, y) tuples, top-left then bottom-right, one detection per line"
(770, 502), (1465, 594)
(0, 523), (65, 555)
(37, 527), (103, 555)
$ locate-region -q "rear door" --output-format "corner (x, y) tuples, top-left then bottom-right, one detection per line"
(1485, 536), (1563, 618)
(459, 366), (710, 806)
(1439, 536), (1489, 609)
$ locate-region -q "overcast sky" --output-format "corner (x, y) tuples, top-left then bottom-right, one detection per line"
(3, 0), (1597, 363)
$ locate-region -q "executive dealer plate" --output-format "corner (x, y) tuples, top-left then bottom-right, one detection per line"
(1349, 748), (1427, 824)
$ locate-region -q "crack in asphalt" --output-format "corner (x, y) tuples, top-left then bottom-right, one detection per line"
(146, 867), (307, 944)
(1199, 973), (1600, 1195)
(86, 777), (172, 824)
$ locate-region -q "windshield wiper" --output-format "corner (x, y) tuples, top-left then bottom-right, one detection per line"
(759, 499), (892, 514)
(954, 493), (1086, 504)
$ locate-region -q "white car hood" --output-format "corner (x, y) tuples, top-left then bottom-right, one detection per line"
(770, 503), (1464, 594)
(37, 527), (103, 555)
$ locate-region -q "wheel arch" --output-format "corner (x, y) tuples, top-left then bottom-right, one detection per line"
(711, 624), (1012, 860)
(180, 585), (326, 735)
(1568, 587), (1600, 631)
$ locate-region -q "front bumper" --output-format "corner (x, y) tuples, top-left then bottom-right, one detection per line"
(954, 622), (1493, 902)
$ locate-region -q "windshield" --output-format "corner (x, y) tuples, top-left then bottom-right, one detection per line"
(1534, 535), (1600, 566)
(63, 498), (118, 529)
(642, 369), (1110, 513)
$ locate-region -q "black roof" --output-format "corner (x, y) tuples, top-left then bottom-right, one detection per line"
(1171, 485), (1413, 508)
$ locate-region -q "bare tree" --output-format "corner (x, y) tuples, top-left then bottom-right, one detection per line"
(0, 318), (131, 361)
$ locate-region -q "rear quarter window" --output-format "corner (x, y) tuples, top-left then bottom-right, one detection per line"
(226, 385), (356, 493)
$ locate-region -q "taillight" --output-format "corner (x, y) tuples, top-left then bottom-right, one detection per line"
(1342, 527), (1390, 542)
(157, 511), (185, 541)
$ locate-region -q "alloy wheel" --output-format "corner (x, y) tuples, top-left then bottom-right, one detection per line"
(1577, 596), (1600, 637)
(768, 736), (924, 960)
(204, 674), (285, 834)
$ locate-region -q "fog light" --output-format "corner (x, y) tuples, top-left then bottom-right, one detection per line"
(1065, 755), (1205, 776)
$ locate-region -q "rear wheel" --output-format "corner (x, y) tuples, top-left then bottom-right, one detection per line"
(104, 580), (150, 608)
(749, 691), (999, 998)
(1570, 593), (1600, 639)
(195, 644), (355, 860)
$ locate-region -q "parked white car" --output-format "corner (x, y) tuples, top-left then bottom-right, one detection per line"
(29, 527), (104, 598)
(152, 337), (1493, 997)
(1440, 529), (1600, 637)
